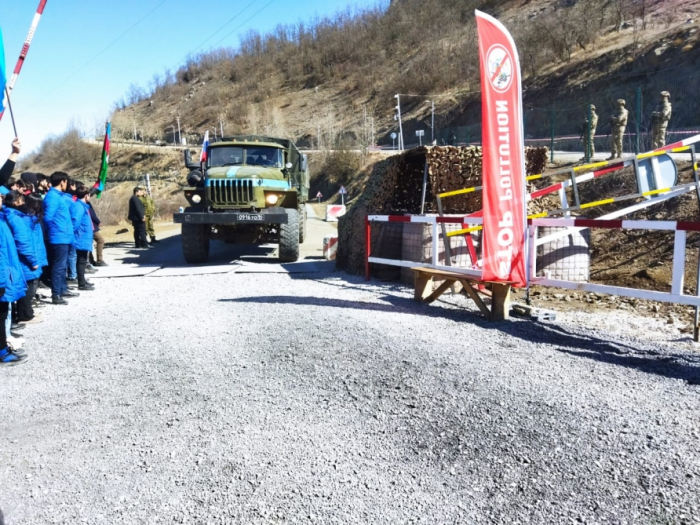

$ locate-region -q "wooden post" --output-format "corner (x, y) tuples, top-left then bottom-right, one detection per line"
(414, 271), (432, 301)
(490, 283), (512, 321)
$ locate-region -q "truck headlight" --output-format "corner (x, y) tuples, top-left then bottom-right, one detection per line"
(266, 194), (279, 205)
(192, 194), (202, 204)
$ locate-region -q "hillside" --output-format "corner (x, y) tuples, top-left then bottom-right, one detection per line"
(21, 0), (700, 184)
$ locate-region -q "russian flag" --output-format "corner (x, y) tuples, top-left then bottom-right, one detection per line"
(0, 27), (7, 113)
(200, 130), (209, 164)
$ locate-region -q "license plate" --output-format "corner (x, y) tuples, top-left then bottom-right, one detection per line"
(237, 214), (264, 221)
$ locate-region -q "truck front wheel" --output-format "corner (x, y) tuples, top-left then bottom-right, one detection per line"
(279, 208), (300, 262)
(182, 222), (210, 264)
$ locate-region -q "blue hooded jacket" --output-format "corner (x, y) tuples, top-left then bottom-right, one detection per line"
(28, 215), (48, 271)
(71, 199), (94, 251)
(0, 211), (27, 303)
(43, 187), (75, 245)
(3, 207), (40, 282)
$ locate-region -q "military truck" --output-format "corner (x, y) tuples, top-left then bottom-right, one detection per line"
(173, 135), (309, 263)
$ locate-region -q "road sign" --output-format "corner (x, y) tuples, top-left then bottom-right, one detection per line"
(316, 191), (323, 198)
(338, 186), (347, 195)
(416, 129), (425, 146)
(390, 132), (397, 139)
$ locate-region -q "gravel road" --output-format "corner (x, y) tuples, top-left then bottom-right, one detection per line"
(2, 222), (700, 523)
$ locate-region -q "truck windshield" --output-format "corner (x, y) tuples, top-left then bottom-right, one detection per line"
(246, 147), (283, 168)
(209, 146), (283, 168)
(209, 147), (244, 167)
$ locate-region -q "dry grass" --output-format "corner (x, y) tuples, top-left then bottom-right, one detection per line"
(91, 181), (187, 226)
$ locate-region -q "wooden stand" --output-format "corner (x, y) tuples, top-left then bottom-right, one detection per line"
(412, 267), (512, 321)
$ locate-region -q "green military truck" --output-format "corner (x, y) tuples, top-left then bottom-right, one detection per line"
(173, 135), (309, 263)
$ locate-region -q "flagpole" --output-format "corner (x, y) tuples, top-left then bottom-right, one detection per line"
(0, 0), (48, 124)
(4, 88), (18, 137)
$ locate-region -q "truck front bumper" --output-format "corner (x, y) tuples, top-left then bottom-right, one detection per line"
(173, 211), (288, 225)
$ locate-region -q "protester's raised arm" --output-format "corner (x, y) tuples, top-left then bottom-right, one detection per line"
(0, 139), (21, 186)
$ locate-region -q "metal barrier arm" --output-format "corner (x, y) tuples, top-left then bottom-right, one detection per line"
(535, 184), (696, 246)
(530, 218), (700, 308)
(435, 135), (700, 206)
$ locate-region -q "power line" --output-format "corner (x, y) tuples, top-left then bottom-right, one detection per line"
(166, 0), (276, 77)
(207, 0), (277, 52)
(175, 0), (258, 68)
(54, 0), (170, 90)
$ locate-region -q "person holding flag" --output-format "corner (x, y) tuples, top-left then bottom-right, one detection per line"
(0, 139), (21, 187)
(92, 122), (110, 197)
(0, 27), (22, 187)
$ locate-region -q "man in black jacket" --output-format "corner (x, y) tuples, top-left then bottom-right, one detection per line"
(128, 187), (150, 249)
(88, 190), (107, 265)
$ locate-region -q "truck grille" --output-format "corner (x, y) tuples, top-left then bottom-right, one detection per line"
(208, 179), (254, 205)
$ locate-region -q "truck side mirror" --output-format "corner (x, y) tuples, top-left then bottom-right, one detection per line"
(184, 150), (200, 170)
(300, 154), (308, 172)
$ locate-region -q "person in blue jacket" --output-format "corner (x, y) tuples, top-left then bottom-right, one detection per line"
(2, 191), (40, 322)
(66, 179), (79, 282)
(43, 172), (79, 305)
(0, 193), (28, 365)
(71, 185), (95, 291)
(26, 193), (48, 273)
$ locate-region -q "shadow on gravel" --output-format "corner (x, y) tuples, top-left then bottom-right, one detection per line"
(219, 294), (473, 320)
(498, 322), (700, 385)
(223, 293), (700, 385)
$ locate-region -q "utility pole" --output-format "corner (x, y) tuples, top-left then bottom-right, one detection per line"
(363, 105), (367, 149)
(133, 121), (137, 141)
(176, 116), (181, 145)
(171, 125), (176, 145)
(635, 86), (642, 154)
(219, 115), (224, 138)
(395, 94), (404, 151)
(431, 100), (435, 143)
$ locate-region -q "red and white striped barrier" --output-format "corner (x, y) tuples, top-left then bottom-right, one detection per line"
(529, 218), (700, 307)
(0, 0), (47, 124)
(323, 234), (338, 261)
(325, 205), (347, 222)
(366, 214), (700, 308)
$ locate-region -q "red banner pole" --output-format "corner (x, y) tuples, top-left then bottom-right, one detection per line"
(0, 0), (48, 124)
(475, 9), (527, 287)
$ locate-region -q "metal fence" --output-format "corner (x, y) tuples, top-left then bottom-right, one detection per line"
(391, 68), (700, 161)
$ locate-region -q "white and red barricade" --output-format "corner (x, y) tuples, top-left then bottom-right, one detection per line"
(325, 205), (347, 222)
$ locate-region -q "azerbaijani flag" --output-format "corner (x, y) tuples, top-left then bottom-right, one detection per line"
(93, 121), (111, 198)
(0, 27), (7, 113)
(200, 130), (209, 164)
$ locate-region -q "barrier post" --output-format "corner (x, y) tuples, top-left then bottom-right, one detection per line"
(420, 160), (428, 215)
(365, 216), (371, 281)
(550, 106), (555, 163)
(527, 224), (537, 306)
(586, 104), (592, 163)
(635, 86), (642, 154)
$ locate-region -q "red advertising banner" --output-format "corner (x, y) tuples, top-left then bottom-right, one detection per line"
(476, 10), (527, 287)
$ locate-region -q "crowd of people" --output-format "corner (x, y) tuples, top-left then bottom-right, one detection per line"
(0, 138), (109, 366)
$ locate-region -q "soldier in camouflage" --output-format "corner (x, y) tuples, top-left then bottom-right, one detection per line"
(651, 91), (672, 149)
(607, 99), (628, 160)
(139, 191), (158, 244)
(581, 104), (598, 160)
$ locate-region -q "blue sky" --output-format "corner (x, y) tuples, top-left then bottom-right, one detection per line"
(0, 0), (383, 157)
